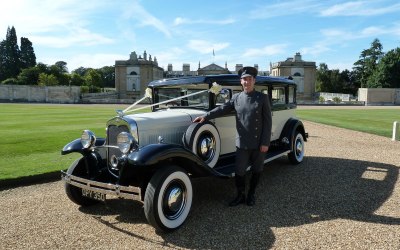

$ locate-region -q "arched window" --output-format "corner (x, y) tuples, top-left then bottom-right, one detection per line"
(293, 72), (301, 77)
(130, 71), (138, 75)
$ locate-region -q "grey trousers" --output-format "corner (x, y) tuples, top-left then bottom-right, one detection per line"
(235, 147), (265, 176)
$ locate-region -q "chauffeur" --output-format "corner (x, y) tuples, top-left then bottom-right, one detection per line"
(193, 66), (272, 206)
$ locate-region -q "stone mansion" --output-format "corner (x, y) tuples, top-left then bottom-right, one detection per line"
(115, 51), (316, 101)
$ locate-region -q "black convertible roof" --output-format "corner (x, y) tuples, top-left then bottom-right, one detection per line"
(148, 74), (295, 87)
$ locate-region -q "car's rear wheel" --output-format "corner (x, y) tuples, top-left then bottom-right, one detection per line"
(184, 121), (220, 168)
(144, 165), (193, 232)
(65, 157), (100, 206)
(288, 131), (305, 164)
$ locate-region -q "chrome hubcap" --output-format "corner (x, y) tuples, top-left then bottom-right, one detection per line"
(197, 132), (216, 163)
(163, 182), (186, 219)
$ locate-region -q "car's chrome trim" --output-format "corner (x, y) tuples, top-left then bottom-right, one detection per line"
(233, 150), (291, 177)
(61, 171), (141, 201)
(264, 150), (290, 163)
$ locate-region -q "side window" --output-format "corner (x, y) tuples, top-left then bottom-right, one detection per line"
(272, 87), (286, 105)
(288, 86), (295, 104)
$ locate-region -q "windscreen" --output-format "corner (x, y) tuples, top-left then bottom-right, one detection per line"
(154, 84), (209, 109)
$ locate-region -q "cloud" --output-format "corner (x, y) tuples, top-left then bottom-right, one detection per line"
(242, 44), (288, 57)
(249, 0), (400, 19)
(250, 0), (322, 19)
(301, 44), (332, 56)
(327, 61), (355, 71)
(54, 53), (126, 71)
(320, 1), (400, 16)
(173, 17), (235, 26)
(30, 27), (114, 48)
(0, 0), (114, 47)
(122, 1), (171, 38)
(154, 48), (186, 63)
(187, 40), (230, 54)
(321, 23), (400, 42)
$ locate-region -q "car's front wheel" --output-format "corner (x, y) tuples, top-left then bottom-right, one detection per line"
(65, 157), (100, 206)
(144, 165), (193, 232)
(288, 131), (305, 164)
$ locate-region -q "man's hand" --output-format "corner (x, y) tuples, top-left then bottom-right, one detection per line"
(193, 116), (205, 123)
(260, 145), (269, 153)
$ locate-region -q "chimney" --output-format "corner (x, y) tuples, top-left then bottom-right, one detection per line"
(235, 64), (243, 73)
(294, 52), (302, 62)
(183, 63), (190, 72)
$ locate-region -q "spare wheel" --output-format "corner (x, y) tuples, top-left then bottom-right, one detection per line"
(184, 121), (221, 168)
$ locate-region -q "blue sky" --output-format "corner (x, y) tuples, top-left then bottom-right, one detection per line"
(1, 0), (400, 73)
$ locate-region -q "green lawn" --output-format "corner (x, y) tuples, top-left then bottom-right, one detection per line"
(0, 103), (149, 180)
(0, 104), (398, 181)
(296, 108), (399, 138)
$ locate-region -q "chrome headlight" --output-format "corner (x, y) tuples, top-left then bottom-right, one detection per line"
(117, 132), (137, 154)
(81, 130), (96, 149)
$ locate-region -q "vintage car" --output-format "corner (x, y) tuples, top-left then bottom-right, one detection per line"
(61, 74), (307, 232)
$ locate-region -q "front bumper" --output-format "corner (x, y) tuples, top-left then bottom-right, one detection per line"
(61, 170), (142, 201)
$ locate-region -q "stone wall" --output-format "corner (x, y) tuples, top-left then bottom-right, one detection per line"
(358, 88), (400, 105)
(0, 85), (80, 103)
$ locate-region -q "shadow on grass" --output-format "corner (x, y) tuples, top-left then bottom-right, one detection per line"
(75, 156), (399, 249)
(0, 171), (60, 191)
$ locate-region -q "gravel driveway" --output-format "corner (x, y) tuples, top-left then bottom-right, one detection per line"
(1, 121), (399, 249)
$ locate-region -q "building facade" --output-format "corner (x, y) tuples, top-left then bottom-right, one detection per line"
(115, 50), (270, 100)
(270, 52), (316, 100)
(115, 51), (164, 99)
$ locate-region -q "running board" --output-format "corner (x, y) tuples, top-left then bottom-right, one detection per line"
(213, 150), (291, 177)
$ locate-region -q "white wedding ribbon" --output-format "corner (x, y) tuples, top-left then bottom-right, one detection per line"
(121, 82), (222, 115)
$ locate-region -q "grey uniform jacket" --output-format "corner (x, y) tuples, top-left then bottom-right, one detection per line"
(203, 90), (272, 150)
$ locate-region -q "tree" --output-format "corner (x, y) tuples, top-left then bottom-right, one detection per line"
(98, 66), (115, 88)
(49, 63), (70, 86)
(20, 37), (36, 69)
(316, 63), (353, 94)
(0, 40), (6, 80)
(316, 63), (330, 92)
(54, 61), (68, 73)
(369, 47), (400, 88)
(72, 66), (89, 76)
(70, 73), (85, 86)
(353, 38), (384, 88)
(36, 62), (49, 73)
(17, 67), (40, 85)
(38, 73), (58, 86)
(0, 26), (21, 81)
(84, 68), (102, 87)
(340, 69), (357, 96)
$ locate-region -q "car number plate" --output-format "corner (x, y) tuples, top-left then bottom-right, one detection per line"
(82, 188), (106, 202)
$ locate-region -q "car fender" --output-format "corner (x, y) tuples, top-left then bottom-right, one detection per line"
(279, 118), (307, 149)
(61, 138), (106, 155)
(127, 143), (227, 178)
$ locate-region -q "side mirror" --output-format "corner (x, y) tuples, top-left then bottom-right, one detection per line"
(217, 89), (231, 103)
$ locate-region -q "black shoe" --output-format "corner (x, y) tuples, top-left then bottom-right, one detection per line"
(246, 193), (255, 206)
(229, 193), (246, 207)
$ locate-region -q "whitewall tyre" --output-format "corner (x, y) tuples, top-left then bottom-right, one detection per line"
(288, 132), (305, 164)
(144, 165), (193, 232)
